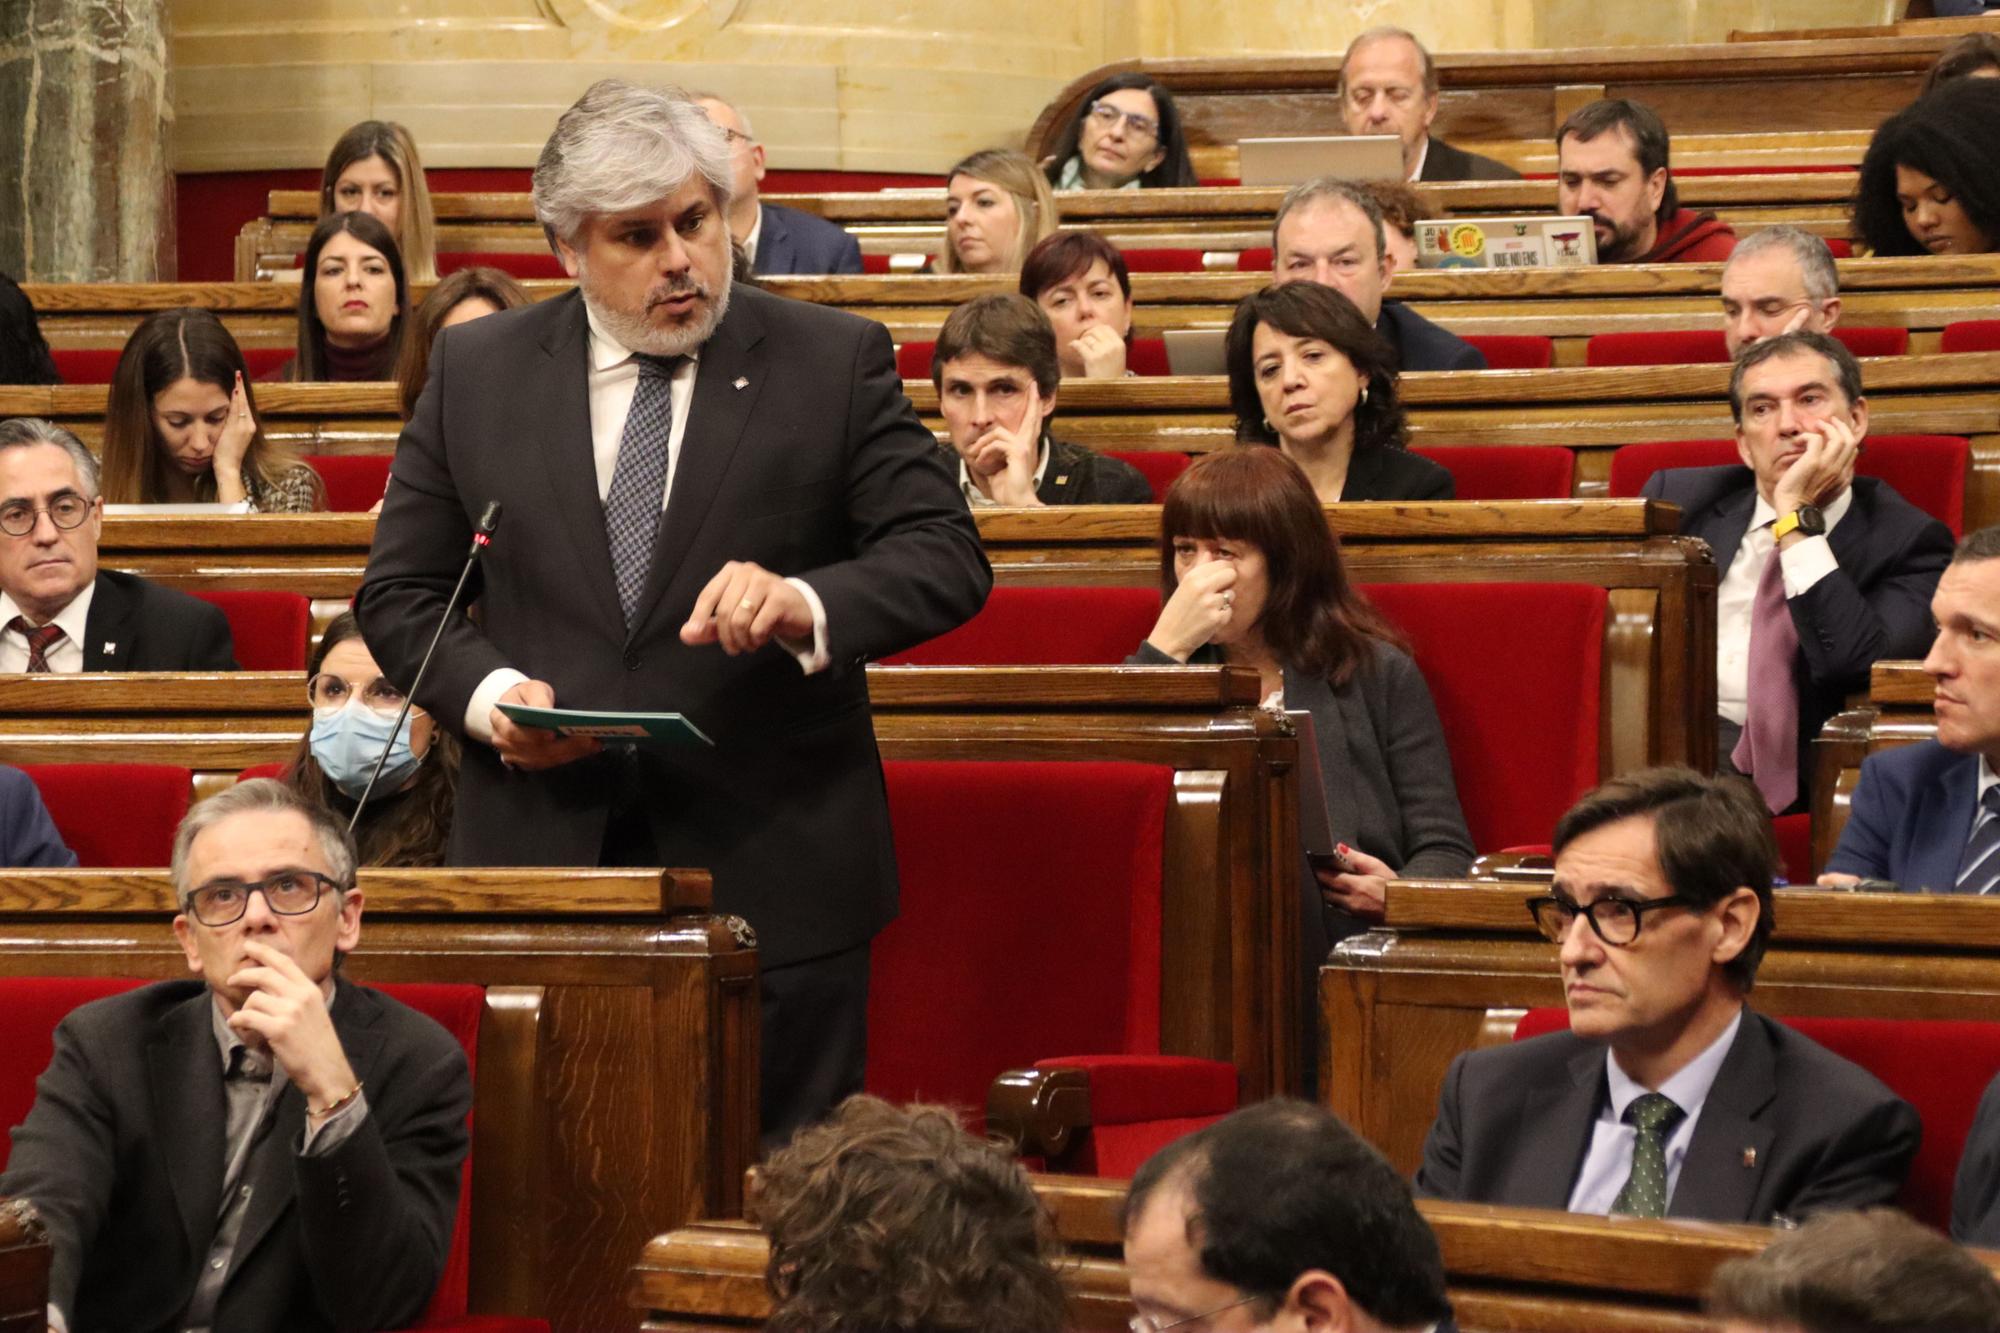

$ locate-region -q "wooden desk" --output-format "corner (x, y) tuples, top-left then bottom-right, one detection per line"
(0, 868), (757, 1333)
(0, 1200), (47, 1333)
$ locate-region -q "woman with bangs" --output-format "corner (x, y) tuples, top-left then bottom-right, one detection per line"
(1130, 447), (1472, 927)
(1019, 229), (1136, 380)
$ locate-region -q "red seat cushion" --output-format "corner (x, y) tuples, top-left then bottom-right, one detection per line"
(882, 587), (1162, 666)
(1609, 436), (1967, 536)
(1362, 584), (1604, 853)
(1106, 450), (1190, 501)
(897, 340), (935, 381)
(870, 761), (1170, 1125)
(1026, 1053), (1238, 1178)
(1235, 248), (1274, 272)
(1942, 321), (2000, 354)
(50, 347), (294, 385)
(307, 454), (394, 513)
(0, 977), (149, 1172)
(188, 589), (312, 671)
(1586, 328), (1908, 367)
(1411, 445), (1574, 500)
(1119, 249), (1207, 273)
(1772, 812), (1812, 886)
(901, 338), (1170, 380)
(434, 252), (567, 280)
(1464, 335), (1556, 370)
(22, 764), (190, 867)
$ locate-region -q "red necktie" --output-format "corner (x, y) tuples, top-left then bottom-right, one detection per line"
(7, 617), (65, 673)
(1731, 548), (1800, 813)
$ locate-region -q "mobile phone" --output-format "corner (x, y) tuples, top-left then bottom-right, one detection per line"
(1308, 848), (1355, 876)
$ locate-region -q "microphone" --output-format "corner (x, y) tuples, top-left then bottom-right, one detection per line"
(348, 501), (502, 833)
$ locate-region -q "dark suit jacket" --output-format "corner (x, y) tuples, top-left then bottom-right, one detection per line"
(1377, 302), (1487, 373)
(933, 436), (1153, 505)
(0, 978), (470, 1333)
(1343, 445), (1455, 501)
(1956, 1069), (2000, 1244)
(1415, 1009), (1920, 1223)
(1639, 467), (1951, 785)
(357, 285), (991, 967)
(754, 202), (864, 277)
(1823, 739), (1977, 892)
(78, 569), (238, 671)
(1419, 137), (1522, 182)
(0, 764), (75, 867)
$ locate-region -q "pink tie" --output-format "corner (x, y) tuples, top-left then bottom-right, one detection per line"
(1732, 547), (1800, 813)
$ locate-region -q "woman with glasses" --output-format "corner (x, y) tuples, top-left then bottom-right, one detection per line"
(282, 611), (458, 867)
(100, 308), (325, 511)
(936, 149), (1060, 277)
(1041, 73), (1199, 191)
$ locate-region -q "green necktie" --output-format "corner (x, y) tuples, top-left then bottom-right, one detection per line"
(1610, 1092), (1685, 1218)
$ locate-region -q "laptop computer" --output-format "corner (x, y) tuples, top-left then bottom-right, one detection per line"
(1412, 216), (1597, 269)
(1237, 135), (1405, 187)
(1162, 328), (1229, 377)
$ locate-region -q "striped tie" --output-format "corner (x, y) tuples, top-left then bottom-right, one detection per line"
(1958, 787), (2000, 896)
(7, 617), (64, 673)
(1611, 1092), (1685, 1219)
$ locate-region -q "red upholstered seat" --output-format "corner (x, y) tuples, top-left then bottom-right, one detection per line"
(434, 251), (567, 280)
(896, 340), (935, 380)
(1120, 248), (1207, 273)
(872, 761), (1231, 1167)
(50, 347), (293, 385)
(1585, 327), (1909, 367)
(1361, 584), (1604, 853)
(1411, 445), (1575, 500)
(22, 764), (190, 867)
(883, 586), (1161, 666)
(898, 338), (1171, 380)
(1106, 449), (1191, 500)
(1607, 436), (1968, 536)
(0, 977), (147, 1172)
(1511, 1007), (2000, 1231)
(1235, 248), (1274, 271)
(307, 453), (394, 513)
(188, 589), (312, 671)
(1943, 321), (2000, 354)
(1464, 335), (1556, 370)
(1772, 812), (1812, 886)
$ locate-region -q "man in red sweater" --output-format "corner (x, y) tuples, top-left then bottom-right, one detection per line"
(1557, 99), (1738, 265)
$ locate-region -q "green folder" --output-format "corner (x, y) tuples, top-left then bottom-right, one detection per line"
(496, 704), (714, 746)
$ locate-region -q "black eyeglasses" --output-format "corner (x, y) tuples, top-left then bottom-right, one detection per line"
(1525, 892), (1699, 946)
(184, 870), (343, 927)
(0, 493), (92, 538)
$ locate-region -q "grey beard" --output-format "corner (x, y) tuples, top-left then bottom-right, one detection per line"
(579, 264), (733, 357)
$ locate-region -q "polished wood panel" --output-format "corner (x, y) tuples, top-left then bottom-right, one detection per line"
(0, 1199), (48, 1333)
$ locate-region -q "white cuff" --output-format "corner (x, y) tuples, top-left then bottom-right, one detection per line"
(780, 578), (831, 675)
(465, 668), (531, 744)
(47, 1303), (67, 1333)
(1779, 533), (1839, 598)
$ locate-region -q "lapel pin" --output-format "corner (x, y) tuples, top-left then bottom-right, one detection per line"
(1055, 475), (1070, 486)
(103, 642), (116, 654)
(732, 376), (749, 390)
(1742, 1147), (1758, 1168)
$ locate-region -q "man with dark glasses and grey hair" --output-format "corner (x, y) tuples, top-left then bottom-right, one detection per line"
(1416, 766), (1917, 1224)
(0, 779), (470, 1332)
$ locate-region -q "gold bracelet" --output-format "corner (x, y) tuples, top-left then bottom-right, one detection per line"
(308, 1080), (364, 1120)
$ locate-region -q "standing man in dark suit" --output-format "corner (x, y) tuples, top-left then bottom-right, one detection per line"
(1822, 525), (2000, 892)
(0, 779), (471, 1333)
(0, 418), (237, 673)
(357, 80), (991, 1142)
(695, 93), (865, 277)
(1271, 178), (1486, 373)
(1417, 768), (1919, 1224)
(1640, 332), (1951, 815)
(1338, 27), (1520, 183)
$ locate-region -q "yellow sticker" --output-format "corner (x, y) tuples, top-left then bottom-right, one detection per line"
(1448, 224), (1486, 259)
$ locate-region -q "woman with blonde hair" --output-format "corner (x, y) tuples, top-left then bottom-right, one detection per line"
(319, 119), (439, 283)
(936, 149), (1059, 276)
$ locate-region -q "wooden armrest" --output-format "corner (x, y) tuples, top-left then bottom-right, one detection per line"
(986, 1066), (1093, 1161)
(1468, 852), (1555, 882)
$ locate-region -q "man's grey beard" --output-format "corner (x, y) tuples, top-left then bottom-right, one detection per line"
(578, 259), (733, 357)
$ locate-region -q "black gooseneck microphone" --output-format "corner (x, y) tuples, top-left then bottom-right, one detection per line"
(349, 501), (503, 833)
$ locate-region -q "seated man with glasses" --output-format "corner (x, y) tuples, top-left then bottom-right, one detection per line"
(0, 417), (236, 672)
(1721, 226), (1844, 358)
(0, 778), (471, 1333)
(1416, 767), (1918, 1224)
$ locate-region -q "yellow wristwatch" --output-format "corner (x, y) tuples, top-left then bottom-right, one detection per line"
(1773, 504), (1826, 543)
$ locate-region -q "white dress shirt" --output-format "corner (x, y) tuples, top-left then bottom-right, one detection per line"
(741, 203), (765, 268)
(0, 582), (94, 673)
(462, 302), (829, 742)
(1405, 135), (1430, 182)
(1566, 1008), (1743, 1215)
(1716, 486), (1854, 725)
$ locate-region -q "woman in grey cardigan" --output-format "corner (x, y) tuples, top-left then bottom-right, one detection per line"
(1130, 447), (1474, 925)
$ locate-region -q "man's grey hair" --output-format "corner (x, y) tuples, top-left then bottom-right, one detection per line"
(1339, 26), (1439, 98)
(532, 79), (735, 249)
(1727, 330), (1864, 424)
(1725, 225), (1840, 304)
(171, 779), (358, 908)
(1273, 177), (1388, 262)
(687, 89), (754, 141)
(0, 418), (99, 498)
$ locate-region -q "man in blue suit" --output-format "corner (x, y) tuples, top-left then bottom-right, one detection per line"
(1823, 525), (2000, 892)
(696, 94), (864, 277)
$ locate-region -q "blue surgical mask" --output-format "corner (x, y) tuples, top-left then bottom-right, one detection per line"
(310, 703), (424, 800)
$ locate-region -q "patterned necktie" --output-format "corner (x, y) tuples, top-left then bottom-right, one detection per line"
(1958, 787), (2000, 895)
(1611, 1092), (1686, 1218)
(7, 616), (64, 673)
(1731, 542), (1800, 813)
(602, 353), (682, 631)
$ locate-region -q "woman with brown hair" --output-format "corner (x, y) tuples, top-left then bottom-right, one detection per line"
(283, 611), (458, 868)
(319, 120), (439, 283)
(286, 210), (409, 383)
(936, 149), (1060, 276)
(393, 265), (530, 420)
(1132, 446), (1471, 920)
(100, 307), (324, 510)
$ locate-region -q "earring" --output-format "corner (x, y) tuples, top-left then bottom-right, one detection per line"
(1262, 417), (1274, 433)
(1359, 381), (1371, 405)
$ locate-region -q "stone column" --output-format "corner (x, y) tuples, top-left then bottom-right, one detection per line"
(0, 0), (174, 282)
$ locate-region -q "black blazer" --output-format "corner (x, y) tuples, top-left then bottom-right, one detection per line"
(1419, 137), (1522, 182)
(1342, 445), (1455, 501)
(1956, 1069), (2000, 1244)
(1639, 467), (1951, 780)
(753, 202), (864, 277)
(79, 569), (237, 671)
(0, 978), (471, 1333)
(933, 436), (1154, 505)
(357, 285), (991, 967)
(1377, 302), (1487, 373)
(1416, 1009), (1920, 1223)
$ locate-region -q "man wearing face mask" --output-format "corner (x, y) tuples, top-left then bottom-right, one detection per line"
(282, 612), (458, 868)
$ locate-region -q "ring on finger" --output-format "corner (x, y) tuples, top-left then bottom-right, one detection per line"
(737, 597), (756, 611)
(1222, 590), (1235, 606)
